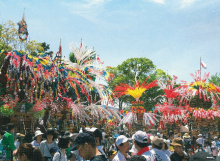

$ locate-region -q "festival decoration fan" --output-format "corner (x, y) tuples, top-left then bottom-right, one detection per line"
(177, 70), (220, 107)
(114, 77), (158, 127)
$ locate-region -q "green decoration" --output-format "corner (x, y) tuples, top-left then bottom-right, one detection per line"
(33, 109), (45, 119)
(0, 104), (14, 117)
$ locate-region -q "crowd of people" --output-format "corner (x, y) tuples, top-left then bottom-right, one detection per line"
(0, 123), (219, 161)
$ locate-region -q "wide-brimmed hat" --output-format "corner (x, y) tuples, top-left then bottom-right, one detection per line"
(150, 136), (163, 146)
(183, 133), (190, 138)
(35, 130), (44, 137)
(170, 137), (182, 147)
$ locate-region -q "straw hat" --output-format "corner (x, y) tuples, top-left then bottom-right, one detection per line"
(183, 133), (190, 139)
(170, 137), (182, 147)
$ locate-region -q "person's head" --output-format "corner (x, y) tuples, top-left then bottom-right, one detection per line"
(60, 130), (65, 137)
(58, 136), (71, 149)
(46, 128), (55, 141)
(16, 143), (44, 161)
(0, 130), (4, 139)
(107, 150), (117, 161)
(71, 132), (96, 160)
(49, 147), (59, 156)
(128, 155), (147, 161)
(169, 132), (174, 139)
(198, 134), (202, 138)
(132, 131), (149, 151)
(87, 127), (102, 146)
(162, 139), (168, 150)
(34, 130), (43, 142)
(214, 136), (218, 140)
(26, 128), (30, 133)
(7, 123), (15, 132)
(171, 137), (183, 154)
(150, 136), (164, 150)
(116, 135), (130, 154)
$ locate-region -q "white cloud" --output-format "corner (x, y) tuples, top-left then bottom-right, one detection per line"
(146, 0), (165, 4)
(181, 0), (198, 8)
(60, 0), (111, 23)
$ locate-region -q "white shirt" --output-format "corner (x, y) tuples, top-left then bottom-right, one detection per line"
(204, 146), (212, 155)
(112, 151), (127, 161)
(31, 140), (40, 148)
(141, 150), (154, 161)
(150, 148), (170, 161)
(53, 149), (67, 161)
(14, 141), (20, 149)
(196, 137), (204, 146)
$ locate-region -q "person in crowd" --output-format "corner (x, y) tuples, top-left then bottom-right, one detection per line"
(23, 128), (32, 143)
(162, 139), (171, 157)
(109, 134), (119, 151)
(182, 133), (191, 154)
(14, 134), (24, 149)
(170, 137), (189, 161)
(0, 130), (4, 154)
(16, 143), (44, 161)
(107, 150), (117, 161)
(31, 130), (43, 148)
(150, 136), (170, 161)
(87, 127), (106, 156)
(194, 144), (202, 153)
(188, 148), (194, 157)
(50, 147), (59, 159)
(2, 123), (16, 161)
(101, 128), (106, 147)
(127, 155), (147, 161)
(112, 135), (130, 161)
(204, 141), (212, 155)
(129, 145), (138, 156)
(53, 136), (71, 161)
(132, 131), (153, 161)
(212, 136), (220, 149)
(71, 132), (107, 161)
(196, 134), (204, 149)
(39, 128), (59, 161)
(60, 130), (65, 138)
(105, 134), (113, 152)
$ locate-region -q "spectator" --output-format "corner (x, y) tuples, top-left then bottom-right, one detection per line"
(204, 141), (211, 155)
(162, 139), (171, 157)
(39, 128), (58, 161)
(2, 123), (16, 160)
(150, 136), (170, 161)
(71, 132), (107, 161)
(53, 137), (70, 161)
(16, 143), (44, 161)
(112, 135), (130, 161)
(107, 150), (117, 161)
(31, 130), (43, 148)
(170, 137), (189, 161)
(132, 131), (153, 161)
(23, 128), (32, 143)
(196, 134), (204, 149)
(87, 127), (106, 156)
(0, 130), (4, 153)
(109, 135), (119, 152)
(183, 133), (191, 154)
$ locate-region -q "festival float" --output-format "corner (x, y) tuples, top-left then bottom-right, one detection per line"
(0, 41), (117, 133)
(113, 77), (159, 130)
(156, 71), (220, 139)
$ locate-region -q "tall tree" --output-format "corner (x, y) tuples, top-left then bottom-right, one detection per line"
(40, 42), (53, 57)
(208, 72), (220, 87)
(107, 58), (167, 111)
(0, 20), (18, 51)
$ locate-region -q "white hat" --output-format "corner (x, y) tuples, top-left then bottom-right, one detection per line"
(87, 127), (97, 132)
(116, 135), (128, 147)
(198, 134), (202, 137)
(35, 130), (43, 137)
(214, 136), (218, 139)
(132, 131), (148, 143)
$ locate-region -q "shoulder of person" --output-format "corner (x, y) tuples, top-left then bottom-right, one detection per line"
(40, 140), (47, 144)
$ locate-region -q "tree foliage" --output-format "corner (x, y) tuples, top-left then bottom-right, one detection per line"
(26, 40), (44, 56)
(208, 73), (220, 87)
(107, 57), (167, 111)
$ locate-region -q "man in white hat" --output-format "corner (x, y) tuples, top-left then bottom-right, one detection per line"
(196, 134), (204, 149)
(112, 135), (130, 161)
(132, 131), (154, 161)
(150, 136), (170, 161)
(31, 130), (44, 148)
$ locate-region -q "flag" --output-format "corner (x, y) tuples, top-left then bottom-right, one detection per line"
(59, 39), (62, 56)
(80, 38), (82, 48)
(201, 60), (207, 69)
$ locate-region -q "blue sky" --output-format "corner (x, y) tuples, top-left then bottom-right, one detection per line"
(0, 0), (220, 83)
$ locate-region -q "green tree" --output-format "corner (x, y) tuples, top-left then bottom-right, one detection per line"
(40, 42), (53, 57)
(0, 20), (18, 51)
(208, 73), (220, 87)
(25, 40), (44, 56)
(107, 58), (167, 111)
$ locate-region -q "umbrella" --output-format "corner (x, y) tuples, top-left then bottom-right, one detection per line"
(189, 151), (215, 161)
